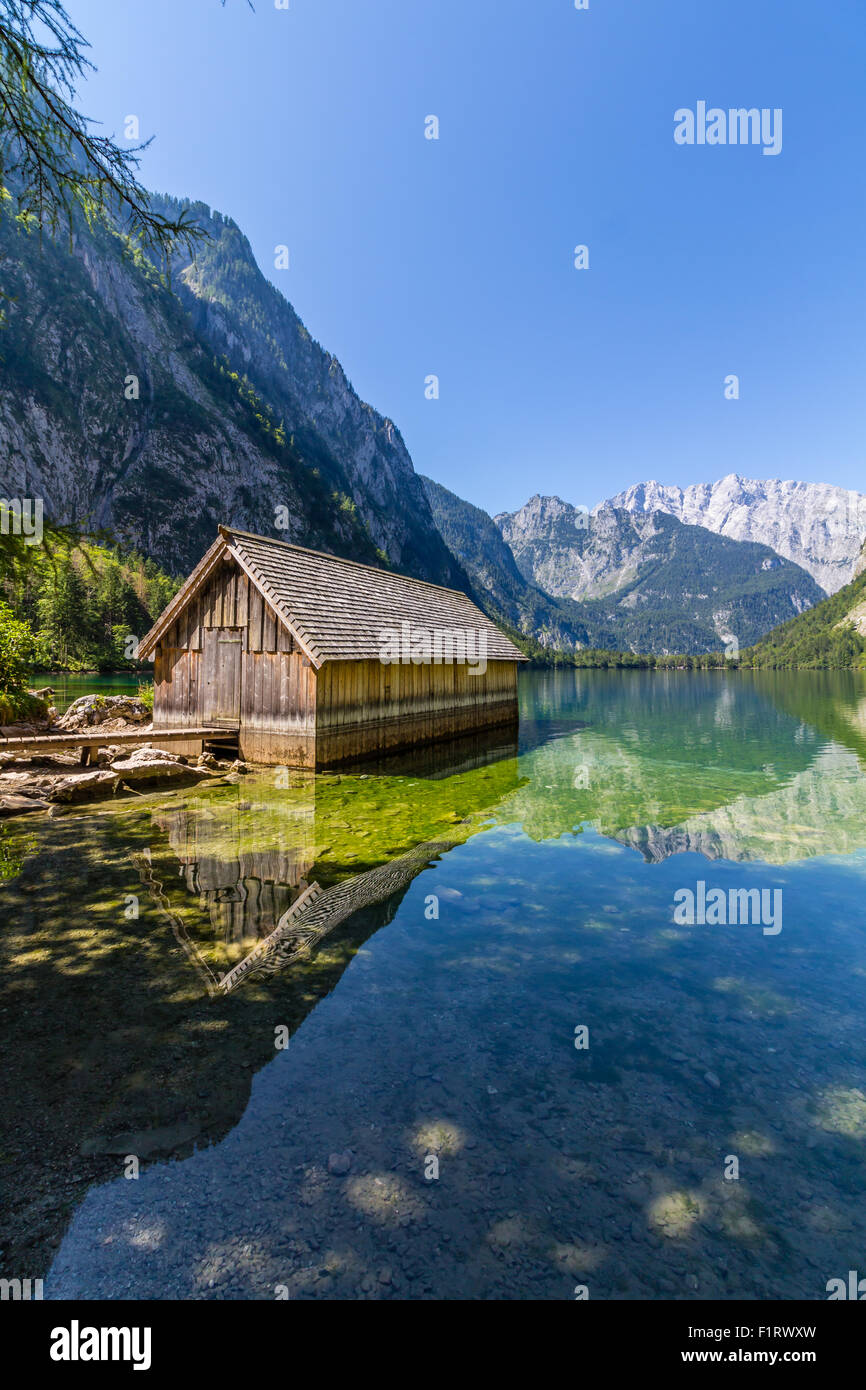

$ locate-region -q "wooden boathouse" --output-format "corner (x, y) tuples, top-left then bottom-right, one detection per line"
(137, 527), (527, 768)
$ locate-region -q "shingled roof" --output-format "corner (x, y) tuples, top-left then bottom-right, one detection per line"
(139, 527), (528, 668)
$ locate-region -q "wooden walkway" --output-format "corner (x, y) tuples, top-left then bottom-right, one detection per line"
(0, 725), (238, 765)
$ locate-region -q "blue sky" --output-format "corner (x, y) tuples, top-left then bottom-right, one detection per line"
(68, 0), (865, 515)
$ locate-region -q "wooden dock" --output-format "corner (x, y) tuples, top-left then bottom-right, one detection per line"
(0, 725), (238, 765)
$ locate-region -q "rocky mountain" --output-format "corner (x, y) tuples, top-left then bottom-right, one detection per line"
(428, 481), (824, 654)
(607, 475), (866, 594)
(2, 185), (856, 664)
(493, 494), (823, 649)
(420, 477), (589, 650)
(0, 195), (466, 586)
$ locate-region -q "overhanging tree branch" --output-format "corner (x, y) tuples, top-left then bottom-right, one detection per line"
(0, 0), (210, 259)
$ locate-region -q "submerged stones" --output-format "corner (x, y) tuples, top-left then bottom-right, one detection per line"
(327, 1152), (353, 1176)
(79, 1121), (202, 1159)
(0, 791), (51, 816)
(50, 770), (119, 804)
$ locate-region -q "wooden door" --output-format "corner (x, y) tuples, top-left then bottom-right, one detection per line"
(203, 628), (243, 725)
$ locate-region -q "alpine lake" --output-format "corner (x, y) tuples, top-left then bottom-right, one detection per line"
(2, 669), (865, 1301)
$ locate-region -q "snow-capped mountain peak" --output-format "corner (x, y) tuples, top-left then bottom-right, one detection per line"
(605, 475), (866, 593)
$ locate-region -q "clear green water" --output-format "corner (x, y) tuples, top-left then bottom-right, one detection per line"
(35, 672), (141, 712)
(2, 670), (866, 1299)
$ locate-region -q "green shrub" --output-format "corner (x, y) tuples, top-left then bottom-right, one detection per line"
(0, 689), (49, 724)
(0, 601), (37, 694)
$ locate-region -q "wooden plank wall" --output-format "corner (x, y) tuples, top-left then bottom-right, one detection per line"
(240, 583), (315, 724)
(315, 659), (518, 766)
(317, 659), (517, 728)
(152, 556), (317, 765)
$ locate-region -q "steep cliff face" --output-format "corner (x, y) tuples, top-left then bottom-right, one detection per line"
(849, 542), (866, 637)
(0, 199), (464, 586)
(1, 217), (331, 571)
(498, 495), (818, 606)
(608, 475), (866, 594)
(153, 197), (465, 586)
(494, 495), (597, 599)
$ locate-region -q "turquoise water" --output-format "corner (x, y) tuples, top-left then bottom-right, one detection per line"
(34, 672), (141, 712)
(3, 670), (866, 1299)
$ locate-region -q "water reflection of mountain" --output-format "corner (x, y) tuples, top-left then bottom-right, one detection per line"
(505, 671), (866, 865)
(743, 671), (866, 768)
(614, 746), (866, 864)
(522, 669), (824, 776)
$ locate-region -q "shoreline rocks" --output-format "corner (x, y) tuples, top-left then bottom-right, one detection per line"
(0, 792), (52, 817)
(50, 770), (121, 804)
(112, 748), (213, 788)
(1, 736), (233, 817)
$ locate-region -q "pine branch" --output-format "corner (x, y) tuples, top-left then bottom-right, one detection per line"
(0, 1), (211, 260)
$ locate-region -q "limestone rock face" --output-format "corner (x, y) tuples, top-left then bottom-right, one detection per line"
(0, 192), (465, 587)
(607, 475), (866, 594)
(492, 495), (822, 649)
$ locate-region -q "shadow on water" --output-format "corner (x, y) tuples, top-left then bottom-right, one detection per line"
(2, 670), (866, 1297)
